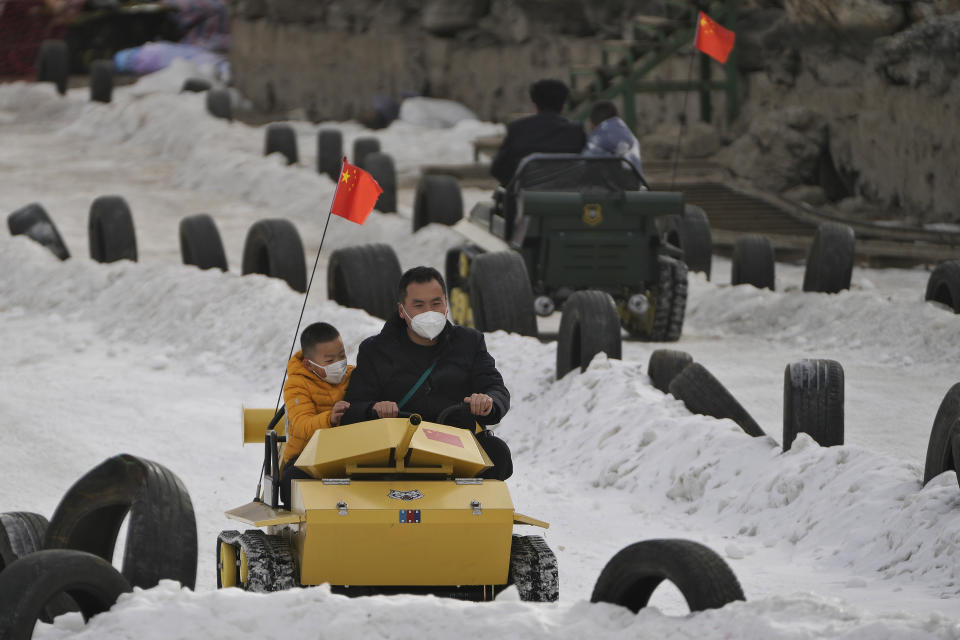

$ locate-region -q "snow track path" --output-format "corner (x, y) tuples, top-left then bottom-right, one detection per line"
(1, 66), (958, 638)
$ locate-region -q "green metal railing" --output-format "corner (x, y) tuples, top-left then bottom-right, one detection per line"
(566, 1), (739, 131)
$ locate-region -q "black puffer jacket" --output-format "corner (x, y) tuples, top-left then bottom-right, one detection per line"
(490, 111), (586, 186)
(341, 313), (510, 427)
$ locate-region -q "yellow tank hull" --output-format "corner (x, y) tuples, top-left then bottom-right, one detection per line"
(226, 414), (548, 590)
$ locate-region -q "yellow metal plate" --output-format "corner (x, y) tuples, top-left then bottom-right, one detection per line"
(295, 418), (491, 479)
(292, 480), (513, 586)
(513, 512), (550, 529)
(242, 406), (285, 445)
(224, 501), (303, 527)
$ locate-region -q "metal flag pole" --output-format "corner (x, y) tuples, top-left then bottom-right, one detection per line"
(254, 157), (345, 502)
(669, 46), (698, 192)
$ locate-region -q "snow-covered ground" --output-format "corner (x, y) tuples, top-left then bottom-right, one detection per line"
(1, 63), (958, 639)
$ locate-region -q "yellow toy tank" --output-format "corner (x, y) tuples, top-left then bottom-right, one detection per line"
(217, 409), (557, 601)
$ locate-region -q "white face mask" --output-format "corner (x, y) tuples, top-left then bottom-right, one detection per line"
(308, 358), (348, 384)
(403, 306), (447, 340)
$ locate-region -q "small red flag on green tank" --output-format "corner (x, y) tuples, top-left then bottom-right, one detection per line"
(331, 158), (383, 225)
(694, 11), (736, 64)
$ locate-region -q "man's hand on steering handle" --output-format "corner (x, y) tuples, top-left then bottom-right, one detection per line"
(373, 401), (399, 418)
(464, 393), (493, 416)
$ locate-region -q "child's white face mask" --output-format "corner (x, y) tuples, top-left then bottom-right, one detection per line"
(308, 358), (348, 384)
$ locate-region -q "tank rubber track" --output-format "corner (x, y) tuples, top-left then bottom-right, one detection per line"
(650, 255), (687, 341)
(227, 530), (298, 593)
(509, 534), (559, 602)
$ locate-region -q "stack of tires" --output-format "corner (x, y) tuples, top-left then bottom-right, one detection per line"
(0, 455), (197, 636)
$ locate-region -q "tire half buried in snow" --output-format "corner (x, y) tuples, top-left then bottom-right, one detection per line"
(264, 123), (298, 165)
(783, 359), (844, 450)
(924, 260), (960, 313)
(241, 218), (307, 293)
(669, 362), (765, 437)
(803, 222), (855, 293)
(361, 152), (397, 213)
(647, 349), (693, 394)
(7, 202), (70, 260)
(413, 175), (463, 232)
(327, 243), (401, 320)
(731, 234), (775, 290)
(923, 383), (960, 487)
(44, 454), (198, 590)
(556, 289), (621, 379)
(591, 539), (744, 613)
(179, 213), (228, 271)
(88, 196), (137, 263)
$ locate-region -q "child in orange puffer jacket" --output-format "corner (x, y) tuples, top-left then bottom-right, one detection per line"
(280, 322), (354, 506)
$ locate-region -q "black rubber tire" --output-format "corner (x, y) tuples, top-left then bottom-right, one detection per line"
(924, 260), (960, 313)
(88, 195), (137, 263)
(783, 359), (844, 450)
(361, 152), (397, 213)
(802, 222), (855, 293)
(413, 175), (463, 232)
(923, 383), (960, 486)
(316, 129), (343, 180)
(264, 123), (298, 165)
(627, 255), (687, 342)
(556, 290), (622, 379)
(352, 136), (380, 169)
(0, 549), (130, 639)
(206, 88), (232, 121)
(591, 539), (745, 613)
(241, 218), (307, 293)
(327, 243), (402, 320)
(648, 349), (693, 394)
(179, 213), (228, 271)
(180, 77), (211, 93)
(731, 235), (775, 290)
(669, 362), (765, 437)
(44, 454), (198, 591)
(468, 251), (538, 337)
(7, 202), (70, 260)
(664, 205), (712, 278)
(0, 513), (48, 573)
(89, 59), (113, 103)
(36, 40), (68, 95)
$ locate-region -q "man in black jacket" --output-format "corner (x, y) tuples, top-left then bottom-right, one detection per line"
(490, 78), (586, 186)
(340, 266), (513, 479)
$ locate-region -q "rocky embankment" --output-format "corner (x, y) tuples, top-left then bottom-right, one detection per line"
(227, 0), (959, 223)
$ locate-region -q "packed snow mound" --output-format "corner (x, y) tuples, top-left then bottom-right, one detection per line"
(0, 78), (501, 221)
(399, 96), (479, 128)
(0, 236), (383, 382)
(685, 275), (960, 369)
(497, 351), (960, 596)
(30, 581), (960, 640)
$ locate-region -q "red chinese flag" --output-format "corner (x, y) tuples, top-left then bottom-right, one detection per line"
(330, 158), (383, 225)
(694, 11), (736, 64)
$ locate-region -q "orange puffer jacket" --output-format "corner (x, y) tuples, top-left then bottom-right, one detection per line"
(282, 350), (354, 461)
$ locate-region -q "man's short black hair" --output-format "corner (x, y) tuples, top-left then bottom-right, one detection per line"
(589, 100), (619, 126)
(300, 322), (340, 354)
(529, 79), (570, 113)
(398, 266), (446, 303)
